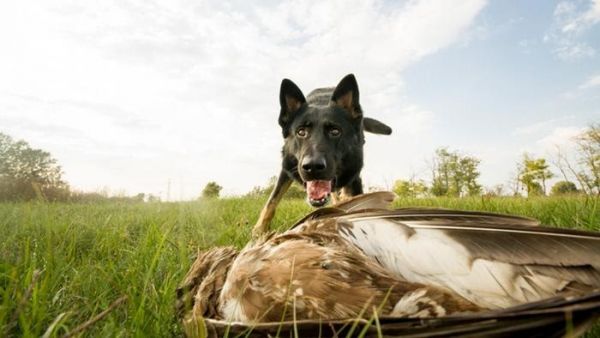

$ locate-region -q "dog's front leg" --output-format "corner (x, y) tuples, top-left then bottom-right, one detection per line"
(252, 172), (292, 238)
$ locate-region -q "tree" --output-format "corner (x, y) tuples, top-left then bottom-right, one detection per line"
(430, 148), (481, 197)
(518, 154), (554, 196)
(575, 124), (600, 195)
(484, 184), (505, 197)
(527, 181), (544, 196)
(201, 181), (222, 198)
(0, 132), (69, 201)
(550, 181), (579, 196)
(147, 194), (161, 202)
(459, 156), (482, 196)
(393, 179), (428, 198)
(507, 171), (521, 196)
(553, 124), (600, 195)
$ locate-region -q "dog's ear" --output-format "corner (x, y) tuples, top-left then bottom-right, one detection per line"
(363, 117), (392, 135)
(279, 78), (306, 137)
(332, 74), (362, 120)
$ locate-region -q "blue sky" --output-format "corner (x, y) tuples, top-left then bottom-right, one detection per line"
(0, 0), (598, 199)
(400, 0), (600, 190)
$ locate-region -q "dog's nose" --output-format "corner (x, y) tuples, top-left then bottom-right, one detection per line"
(301, 156), (327, 173)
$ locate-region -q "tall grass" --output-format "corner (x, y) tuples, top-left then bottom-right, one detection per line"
(0, 195), (597, 336)
(393, 195), (599, 230)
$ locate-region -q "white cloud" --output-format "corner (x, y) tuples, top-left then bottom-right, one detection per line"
(513, 116), (575, 135)
(536, 126), (585, 153)
(546, 0), (600, 60)
(579, 73), (600, 89)
(554, 42), (596, 60)
(0, 0), (487, 198)
(559, 0), (600, 33)
(361, 103), (435, 189)
(561, 73), (600, 99)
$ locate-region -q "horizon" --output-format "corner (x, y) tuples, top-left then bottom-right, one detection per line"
(1, 0), (599, 200)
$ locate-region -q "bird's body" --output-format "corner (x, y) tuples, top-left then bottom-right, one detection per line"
(177, 192), (600, 336)
(218, 229), (481, 323)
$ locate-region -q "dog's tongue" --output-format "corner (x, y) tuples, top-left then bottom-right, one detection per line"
(306, 180), (332, 200)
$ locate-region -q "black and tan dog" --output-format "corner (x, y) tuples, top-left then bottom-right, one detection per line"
(252, 74), (392, 236)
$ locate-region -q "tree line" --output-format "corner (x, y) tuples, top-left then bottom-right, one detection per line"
(0, 133), (160, 202)
(393, 124), (599, 198)
(1, 124), (598, 202)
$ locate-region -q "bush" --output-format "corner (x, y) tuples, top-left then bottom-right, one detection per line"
(551, 181), (579, 196)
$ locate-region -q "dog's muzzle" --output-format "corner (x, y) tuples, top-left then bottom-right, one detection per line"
(305, 180), (332, 207)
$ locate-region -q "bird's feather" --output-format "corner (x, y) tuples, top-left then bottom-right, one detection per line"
(332, 209), (600, 308)
(333, 191), (397, 212)
(288, 191), (397, 229)
(176, 247), (238, 321)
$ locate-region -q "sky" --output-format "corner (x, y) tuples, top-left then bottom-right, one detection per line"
(0, 0), (599, 199)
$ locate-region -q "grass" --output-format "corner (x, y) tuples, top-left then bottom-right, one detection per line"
(0, 195), (598, 337)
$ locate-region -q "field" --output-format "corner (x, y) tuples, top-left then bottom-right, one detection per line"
(0, 195), (599, 337)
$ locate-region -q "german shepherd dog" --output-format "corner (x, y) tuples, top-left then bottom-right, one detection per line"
(252, 74), (392, 236)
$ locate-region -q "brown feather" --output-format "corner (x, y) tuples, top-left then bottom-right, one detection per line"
(288, 191), (397, 229)
(176, 247), (238, 320)
(218, 231), (480, 323)
(332, 191), (396, 212)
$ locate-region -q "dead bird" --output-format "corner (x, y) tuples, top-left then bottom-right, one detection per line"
(177, 192), (600, 329)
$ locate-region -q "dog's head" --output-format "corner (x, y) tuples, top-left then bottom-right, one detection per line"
(278, 74), (392, 207)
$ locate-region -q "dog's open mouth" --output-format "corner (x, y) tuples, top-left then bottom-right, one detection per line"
(305, 180), (332, 207)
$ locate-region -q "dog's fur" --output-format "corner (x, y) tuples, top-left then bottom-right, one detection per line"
(252, 74), (392, 236)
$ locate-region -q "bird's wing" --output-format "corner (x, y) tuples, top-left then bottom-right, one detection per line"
(288, 191), (397, 229)
(290, 192), (539, 230)
(333, 191), (397, 212)
(334, 209), (600, 309)
(290, 191), (396, 229)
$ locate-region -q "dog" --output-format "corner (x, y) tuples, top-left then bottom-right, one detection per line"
(252, 74), (392, 236)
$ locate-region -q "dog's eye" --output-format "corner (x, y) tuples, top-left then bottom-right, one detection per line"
(329, 128), (341, 137)
(297, 128), (308, 138)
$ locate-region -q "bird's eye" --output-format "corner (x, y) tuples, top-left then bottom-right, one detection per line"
(297, 128), (308, 138)
(329, 128), (341, 137)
